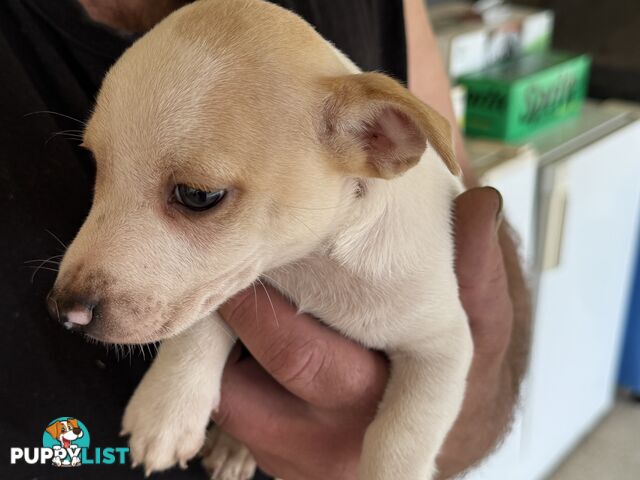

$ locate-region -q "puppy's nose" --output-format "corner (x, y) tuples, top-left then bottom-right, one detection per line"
(47, 291), (97, 331)
(64, 305), (94, 329)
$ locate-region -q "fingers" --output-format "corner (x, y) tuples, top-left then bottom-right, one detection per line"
(454, 186), (513, 357)
(453, 187), (502, 289)
(218, 285), (388, 409)
(212, 356), (306, 448)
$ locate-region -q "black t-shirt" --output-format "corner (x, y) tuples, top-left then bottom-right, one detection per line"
(0, 1), (406, 479)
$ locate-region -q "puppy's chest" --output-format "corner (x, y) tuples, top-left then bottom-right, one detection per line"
(266, 256), (420, 350)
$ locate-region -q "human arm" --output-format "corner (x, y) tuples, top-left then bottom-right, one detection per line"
(403, 0), (476, 185)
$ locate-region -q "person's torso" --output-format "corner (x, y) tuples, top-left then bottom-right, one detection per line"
(0, 1), (406, 478)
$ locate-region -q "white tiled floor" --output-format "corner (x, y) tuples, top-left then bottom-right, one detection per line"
(548, 397), (640, 480)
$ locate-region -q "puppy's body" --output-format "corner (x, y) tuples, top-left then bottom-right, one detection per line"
(49, 1), (473, 478)
(269, 152), (470, 480)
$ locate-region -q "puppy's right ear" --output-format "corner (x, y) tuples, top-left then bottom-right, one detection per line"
(46, 422), (61, 440)
(318, 72), (459, 180)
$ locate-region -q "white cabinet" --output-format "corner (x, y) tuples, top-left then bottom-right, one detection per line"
(464, 106), (640, 480)
(520, 120), (640, 480)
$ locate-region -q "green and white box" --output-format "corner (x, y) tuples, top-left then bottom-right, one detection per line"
(459, 51), (591, 141)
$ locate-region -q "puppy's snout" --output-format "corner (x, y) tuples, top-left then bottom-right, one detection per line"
(47, 291), (98, 331)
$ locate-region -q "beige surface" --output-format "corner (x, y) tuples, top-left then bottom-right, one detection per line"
(548, 398), (640, 480)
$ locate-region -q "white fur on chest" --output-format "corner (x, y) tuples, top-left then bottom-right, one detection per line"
(267, 148), (463, 350)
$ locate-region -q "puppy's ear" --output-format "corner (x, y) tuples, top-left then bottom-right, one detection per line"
(68, 419), (79, 429)
(46, 422), (62, 439)
(319, 72), (459, 179)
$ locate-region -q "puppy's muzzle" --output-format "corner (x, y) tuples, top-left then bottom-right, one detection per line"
(46, 291), (98, 331)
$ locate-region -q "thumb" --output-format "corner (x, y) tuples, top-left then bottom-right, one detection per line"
(453, 186), (503, 289)
(453, 187), (512, 356)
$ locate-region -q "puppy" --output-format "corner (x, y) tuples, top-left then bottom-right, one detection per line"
(48, 0), (472, 478)
(45, 418), (84, 466)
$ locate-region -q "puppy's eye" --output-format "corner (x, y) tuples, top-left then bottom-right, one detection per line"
(174, 185), (226, 211)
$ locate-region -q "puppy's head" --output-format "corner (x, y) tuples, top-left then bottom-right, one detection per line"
(48, 0), (457, 343)
(46, 419), (82, 441)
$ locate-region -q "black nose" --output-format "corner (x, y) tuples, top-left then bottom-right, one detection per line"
(47, 291), (97, 331)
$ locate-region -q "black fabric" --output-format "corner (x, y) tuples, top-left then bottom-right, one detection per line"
(0, 0), (406, 479)
(268, 0), (407, 81)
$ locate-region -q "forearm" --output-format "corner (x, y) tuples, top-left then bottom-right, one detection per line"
(437, 223), (532, 478)
(403, 0), (476, 185)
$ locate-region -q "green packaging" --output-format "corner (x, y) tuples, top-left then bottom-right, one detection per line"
(459, 51), (591, 141)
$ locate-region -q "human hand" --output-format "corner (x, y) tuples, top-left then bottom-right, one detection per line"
(213, 282), (387, 480)
(213, 186), (525, 479)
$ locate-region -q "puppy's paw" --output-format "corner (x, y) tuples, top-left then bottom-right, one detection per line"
(201, 427), (256, 480)
(122, 378), (215, 475)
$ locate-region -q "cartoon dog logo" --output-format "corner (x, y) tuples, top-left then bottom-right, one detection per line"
(44, 418), (86, 467)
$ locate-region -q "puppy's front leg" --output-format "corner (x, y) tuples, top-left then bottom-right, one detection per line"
(122, 313), (235, 475)
(359, 309), (473, 480)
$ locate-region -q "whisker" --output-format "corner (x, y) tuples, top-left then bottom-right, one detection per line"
(260, 273), (286, 293)
(45, 130), (84, 146)
(46, 290), (61, 323)
(24, 254), (64, 261)
(257, 278), (279, 328)
(25, 264), (59, 283)
(59, 134), (84, 139)
(45, 229), (69, 251)
(252, 282), (259, 327)
(23, 258), (61, 265)
(24, 110), (87, 126)
(24, 266), (59, 272)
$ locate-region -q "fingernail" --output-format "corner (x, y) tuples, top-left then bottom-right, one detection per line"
(484, 186), (503, 219)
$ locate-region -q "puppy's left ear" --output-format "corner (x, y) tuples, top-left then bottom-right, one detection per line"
(46, 422), (61, 440)
(319, 72), (459, 179)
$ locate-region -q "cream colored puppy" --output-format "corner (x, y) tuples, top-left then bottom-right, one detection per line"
(48, 0), (473, 479)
